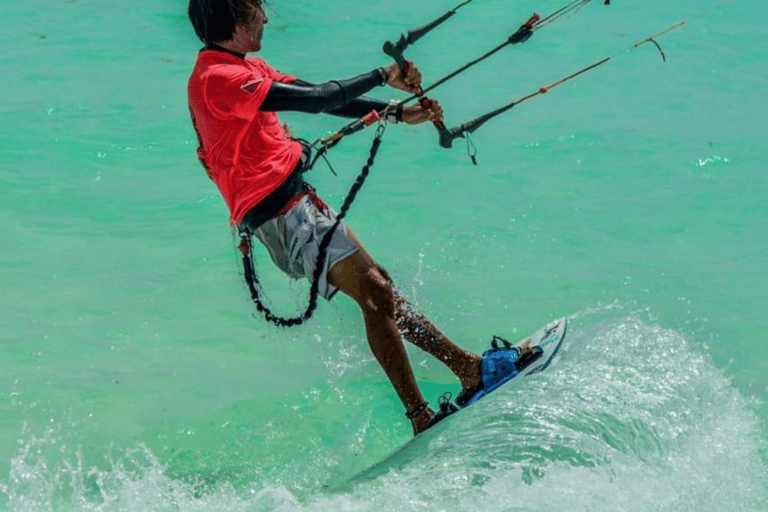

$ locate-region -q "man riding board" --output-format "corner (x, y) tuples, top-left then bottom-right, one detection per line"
(187, 0), (504, 434)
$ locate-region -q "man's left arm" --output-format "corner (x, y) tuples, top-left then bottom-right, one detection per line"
(291, 78), (402, 122)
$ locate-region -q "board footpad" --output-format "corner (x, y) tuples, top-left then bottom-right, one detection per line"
(516, 346), (543, 372)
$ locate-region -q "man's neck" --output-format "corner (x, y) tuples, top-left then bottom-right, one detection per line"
(208, 41), (247, 59)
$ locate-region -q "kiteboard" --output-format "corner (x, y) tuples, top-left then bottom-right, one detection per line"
(416, 316), (569, 430)
(454, 316), (568, 408)
(419, 316), (568, 427)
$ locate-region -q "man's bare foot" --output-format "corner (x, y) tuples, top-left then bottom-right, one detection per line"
(458, 355), (483, 391)
(456, 341), (534, 407)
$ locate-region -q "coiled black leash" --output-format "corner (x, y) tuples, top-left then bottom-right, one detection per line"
(239, 122), (388, 327)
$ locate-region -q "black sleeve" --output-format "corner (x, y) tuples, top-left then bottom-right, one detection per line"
(260, 70), (387, 115)
(291, 79), (389, 119)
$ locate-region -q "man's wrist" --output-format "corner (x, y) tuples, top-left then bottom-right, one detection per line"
(377, 67), (390, 86)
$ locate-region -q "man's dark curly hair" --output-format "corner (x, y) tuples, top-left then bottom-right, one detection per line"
(188, 0), (263, 45)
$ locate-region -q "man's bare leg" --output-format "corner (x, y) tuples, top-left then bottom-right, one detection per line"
(344, 228), (483, 392)
(393, 293), (482, 391)
(327, 250), (435, 434)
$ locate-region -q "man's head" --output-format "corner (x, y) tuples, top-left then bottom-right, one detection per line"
(188, 0), (267, 51)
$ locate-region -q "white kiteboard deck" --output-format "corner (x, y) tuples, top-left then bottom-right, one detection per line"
(461, 316), (568, 406)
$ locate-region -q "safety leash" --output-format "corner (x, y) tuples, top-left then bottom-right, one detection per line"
(239, 122), (389, 327)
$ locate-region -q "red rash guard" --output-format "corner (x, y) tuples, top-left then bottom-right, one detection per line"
(188, 49), (303, 225)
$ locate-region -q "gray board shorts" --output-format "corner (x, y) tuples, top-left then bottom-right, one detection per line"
(249, 195), (358, 300)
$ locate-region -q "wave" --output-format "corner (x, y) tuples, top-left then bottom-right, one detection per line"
(2, 314), (766, 512)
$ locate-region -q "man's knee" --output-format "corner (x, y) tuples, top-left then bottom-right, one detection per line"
(359, 267), (395, 315)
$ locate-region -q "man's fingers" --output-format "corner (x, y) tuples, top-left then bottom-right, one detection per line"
(402, 60), (422, 87)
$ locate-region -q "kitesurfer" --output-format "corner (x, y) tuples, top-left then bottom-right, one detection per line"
(186, 0), (501, 434)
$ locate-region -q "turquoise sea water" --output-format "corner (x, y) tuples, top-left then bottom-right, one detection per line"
(2, 0), (767, 510)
